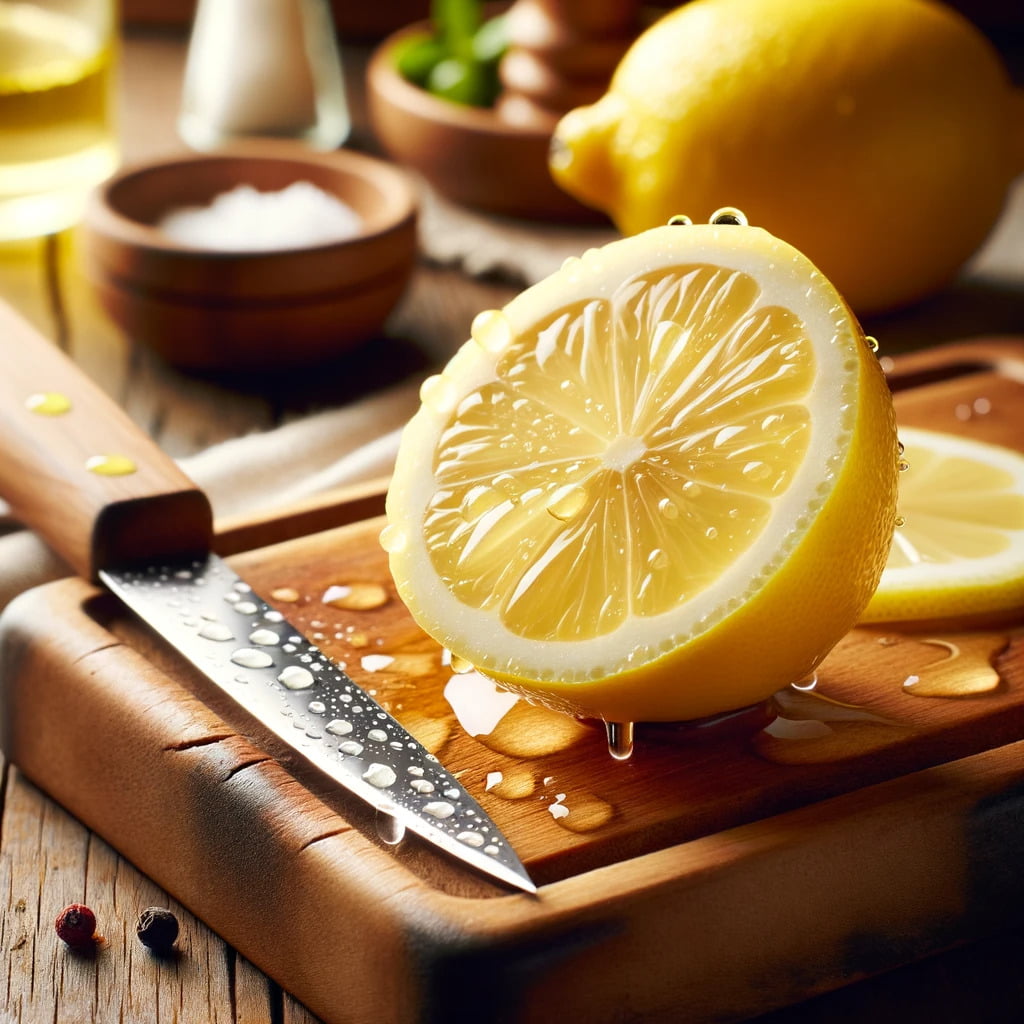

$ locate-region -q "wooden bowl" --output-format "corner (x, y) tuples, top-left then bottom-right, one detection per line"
(81, 146), (419, 372)
(366, 22), (599, 222)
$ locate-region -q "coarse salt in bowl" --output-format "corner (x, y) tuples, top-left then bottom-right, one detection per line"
(81, 145), (418, 371)
(157, 182), (364, 251)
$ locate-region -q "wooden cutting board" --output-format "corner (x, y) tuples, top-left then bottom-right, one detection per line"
(3, 338), (1024, 1024)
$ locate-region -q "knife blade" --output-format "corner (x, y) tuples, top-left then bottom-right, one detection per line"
(0, 301), (535, 894)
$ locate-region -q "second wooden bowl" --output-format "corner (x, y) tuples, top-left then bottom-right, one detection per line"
(366, 22), (599, 222)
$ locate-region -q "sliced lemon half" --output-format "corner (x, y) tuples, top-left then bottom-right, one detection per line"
(862, 426), (1024, 628)
(384, 222), (898, 722)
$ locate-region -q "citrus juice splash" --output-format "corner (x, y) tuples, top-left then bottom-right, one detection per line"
(0, 2), (117, 240)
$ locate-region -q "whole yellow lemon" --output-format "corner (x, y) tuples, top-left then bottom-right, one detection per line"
(549, 0), (1024, 314)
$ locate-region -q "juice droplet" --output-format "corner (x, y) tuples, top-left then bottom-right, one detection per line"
(361, 654), (394, 672)
(658, 497), (679, 520)
(742, 460), (771, 482)
(25, 391), (71, 415)
(546, 483), (588, 522)
(550, 793), (615, 833)
(379, 524), (407, 554)
(270, 587), (300, 603)
(897, 459), (910, 473)
(449, 653), (474, 674)
(470, 308), (512, 354)
(419, 374), (457, 414)
(443, 671), (520, 737)
(605, 720), (634, 761)
(894, 515), (906, 528)
(460, 484), (503, 521)
(753, 685), (900, 765)
(901, 637), (1003, 698)
(322, 582), (389, 611)
(86, 454), (136, 476)
(384, 652), (437, 678)
(548, 794), (570, 820)
(485, 766), (536, 800)
(647, 548), (669, 570)
(865, 335), (879, 352)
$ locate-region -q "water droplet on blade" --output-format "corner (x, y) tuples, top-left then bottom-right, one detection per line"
(198, 622), (234, 642)
(278, 665), (315, 690)
(362, 763), (397, 788)
(376, 811), (406, 845)
(230, 648), (274, 669)
(248, 628), (280, 646)
(423, 801), (455, 820)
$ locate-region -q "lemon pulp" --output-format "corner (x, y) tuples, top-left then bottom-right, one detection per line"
(385, 223), (898, 722)
(863, 427), (1024, 627)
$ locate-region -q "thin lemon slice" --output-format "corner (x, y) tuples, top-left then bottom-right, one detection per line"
(384, 222), (898, 723)
(862, 427), (1024, 627)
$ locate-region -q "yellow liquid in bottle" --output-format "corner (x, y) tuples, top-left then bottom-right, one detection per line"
(0, 3), (118, 240)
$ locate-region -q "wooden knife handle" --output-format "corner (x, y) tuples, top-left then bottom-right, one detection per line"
(0, 302), (213, 581)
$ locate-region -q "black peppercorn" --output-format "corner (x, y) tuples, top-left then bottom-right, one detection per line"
(136, 907), (179, 954)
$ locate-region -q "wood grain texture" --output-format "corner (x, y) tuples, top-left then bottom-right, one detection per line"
(3, 340), (1024, 1022)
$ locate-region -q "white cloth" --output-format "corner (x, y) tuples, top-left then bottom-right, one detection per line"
(0, 376), (423, 611)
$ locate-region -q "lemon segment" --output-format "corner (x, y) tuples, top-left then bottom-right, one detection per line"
(385, 223), (898, 722)
(862, 427), (1024, 627)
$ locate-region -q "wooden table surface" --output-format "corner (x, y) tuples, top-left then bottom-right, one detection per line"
(2, 20), (1024, 1024)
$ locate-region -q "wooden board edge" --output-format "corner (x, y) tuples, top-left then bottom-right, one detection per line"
(212, 474), (389, 556)
(3, 577), (1024, 1022)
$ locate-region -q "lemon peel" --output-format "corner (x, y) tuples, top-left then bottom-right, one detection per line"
(549, 0), (1024, 315)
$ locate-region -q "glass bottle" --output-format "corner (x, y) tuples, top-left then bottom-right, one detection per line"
(179, 0), (350, 151)
(0, 0), (119, 240)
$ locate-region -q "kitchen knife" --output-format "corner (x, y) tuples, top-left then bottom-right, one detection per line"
(0, 302), (535, 894)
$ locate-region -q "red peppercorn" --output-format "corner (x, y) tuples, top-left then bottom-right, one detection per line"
(55, 904), (96, 949)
